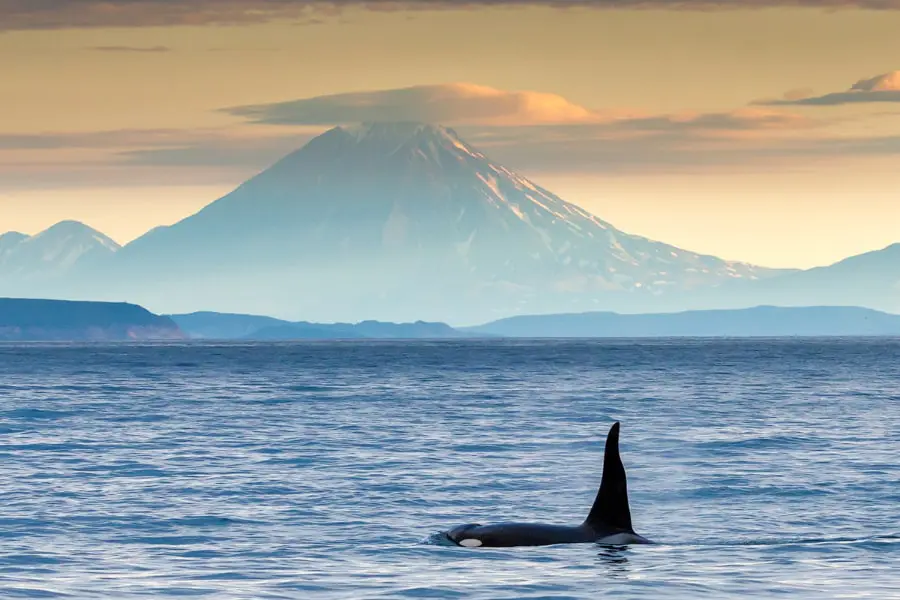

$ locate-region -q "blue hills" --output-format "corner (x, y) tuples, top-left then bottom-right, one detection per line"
(4, 300), (900, 340)
(168, 311), (468, 340)
(0, 297), (181, 341)
(465, 305), (900, 338)
(171, 306), (900, 340)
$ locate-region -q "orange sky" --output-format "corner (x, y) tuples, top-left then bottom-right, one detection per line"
(2, 4), (900, 268)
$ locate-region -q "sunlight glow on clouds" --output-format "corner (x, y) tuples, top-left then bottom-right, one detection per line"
(761, 70), (900, 105)
(0, 81), (852, 185)
(225, 83), (811, 133)
(225, 83), (607, 126)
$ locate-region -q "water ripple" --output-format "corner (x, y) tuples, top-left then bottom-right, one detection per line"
(0, 339), (898, 598)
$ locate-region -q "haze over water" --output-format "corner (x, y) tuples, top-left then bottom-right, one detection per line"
(1, 339), (898, 598)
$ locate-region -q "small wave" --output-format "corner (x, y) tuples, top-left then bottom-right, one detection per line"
(258, 456), (314, 467)
(694, 435), (816, 451)
(0, 425), (31, 434)
(287, 384), (338, 392)
(4, 443), (99, 452)
(673, 533), (900, 549)
(3, 409), (74, 420)
(189, 572), (259, 581)
(0, 554), (68, 566)
(109, 535), (222, 546)
(0, 587), (73, 598)
(106, 414), (170, 423)
(249, 397), (301, 405)
(422, 531), (456, 546)
(105, 467), (170, 478)
(168, 516), (261, 528)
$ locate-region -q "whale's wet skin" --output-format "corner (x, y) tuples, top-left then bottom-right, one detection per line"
(1, 340), (898, 598)
(444, 422), (653, 548)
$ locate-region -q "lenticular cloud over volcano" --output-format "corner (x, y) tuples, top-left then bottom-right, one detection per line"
(225, 83), (603, 127)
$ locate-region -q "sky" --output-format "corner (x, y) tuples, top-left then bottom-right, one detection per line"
(2, 1), (900, 268)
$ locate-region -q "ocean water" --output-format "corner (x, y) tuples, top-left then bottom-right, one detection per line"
(0, 339), (898, 599)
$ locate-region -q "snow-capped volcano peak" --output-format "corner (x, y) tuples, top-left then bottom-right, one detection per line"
(339, 121), (460, 143)
(30, 220), (121, 254)
(0, 220), (120, 279)
(103, 121), (785, 322)
(322, 121), (484, 164)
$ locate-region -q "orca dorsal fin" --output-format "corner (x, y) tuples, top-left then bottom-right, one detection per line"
(584, 422), (634, 533)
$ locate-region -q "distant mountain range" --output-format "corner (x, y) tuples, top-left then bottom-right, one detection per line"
(174, 306), (900, 340)
(0, 298), (182, 341)
(0, 298), (467, 341)
(707, 243), (900, 313)
(0, 221), (119, 283)
(1, 121), (898, 322)
(169, 311), (470, 340)
(467, 306), (900, 338)
(4, 301), (900, 340)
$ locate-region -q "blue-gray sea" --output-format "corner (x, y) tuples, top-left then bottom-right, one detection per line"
(1, 339), (898, 599)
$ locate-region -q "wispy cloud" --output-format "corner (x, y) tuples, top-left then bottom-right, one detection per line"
(225, 83), (816, 146)
(87, 45), (172, 53)
(0, 129), (226, 150)
(224, 83), (817, 134)
(3, 1), (900, 31)
(460, 126), (900, 174)
(597, 107), (812, 134)
(4, 124), (899, 192)
(0, 82), (828, 188)
(760, 71), (900, 106)
(0, 127), (315, 189)
(224, 83), (617, 127)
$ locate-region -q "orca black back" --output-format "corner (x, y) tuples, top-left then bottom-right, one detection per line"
(443, 421), (651, 548)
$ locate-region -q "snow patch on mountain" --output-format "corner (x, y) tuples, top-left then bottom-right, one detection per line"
(0, 220), (121, 279)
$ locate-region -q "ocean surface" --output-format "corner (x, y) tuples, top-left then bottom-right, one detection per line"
(0, 339), (898, 599)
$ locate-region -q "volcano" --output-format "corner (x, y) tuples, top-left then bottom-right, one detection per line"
(27, 122), (784, 322)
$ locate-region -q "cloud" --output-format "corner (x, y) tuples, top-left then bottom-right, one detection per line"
(0, 127), (317, 191)
(118, 137), (312, 168)
(852, 71), (900, 92)
(87, 45), (171, 53)
(459, 127), (900, 174)
(0, 129), (228, 150)
(781, 88), (816, 101)
(114, 112), (812, 172)
(0, 83), (820, 190)
(0, 129), (310, 193)
(606, 107), (811, 133)
(225, 83), (610, 126)
(225, 83), (814, 132)
(116, 100), (851, 177)
(5, 123), (898, 192)
(761, 71), (900, 106)
(444, 109), (824, 174)
(3, 1), (900, 30)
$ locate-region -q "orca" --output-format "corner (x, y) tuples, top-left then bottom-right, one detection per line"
(445, 422), (652, 548)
